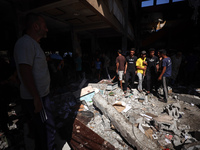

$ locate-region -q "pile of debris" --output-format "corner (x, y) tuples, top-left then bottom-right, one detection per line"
(0, 102), (24, 150)
(53, 79), (200, 149)
(0, 132), (8, 150)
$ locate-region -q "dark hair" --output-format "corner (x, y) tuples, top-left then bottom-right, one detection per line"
(149, 48), (155, 52)
(130, 48), (136, 52)
(159, 49), (167, 55)
(118, 49), (122, 54)
(25, 13), (41, 30)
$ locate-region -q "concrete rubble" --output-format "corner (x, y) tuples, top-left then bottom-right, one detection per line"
(0, 132), (8, 150)
(53, 80), (200, 150)
(70, 79), (200, 150)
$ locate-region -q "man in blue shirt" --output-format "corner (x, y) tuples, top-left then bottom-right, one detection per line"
(158, 49), (172, 103)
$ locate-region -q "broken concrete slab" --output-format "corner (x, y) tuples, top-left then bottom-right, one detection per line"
(182, 141), (200, 150)
(154, 114), (174, 124)
(88, 83), (107, 91)
(173, 135), (183, 146)
(101, 115), (111, 130)
(93, 93), (160, 150)
(178, 94), (200, 105)
(164, 103), (181, 119)
(98, 79), (118, 91)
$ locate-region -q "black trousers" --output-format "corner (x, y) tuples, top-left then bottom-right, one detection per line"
(162, 77), (169, 101)
(22, 95), (55, 150)
(146, 71), (157, 92)
(124, 70), (135, 91)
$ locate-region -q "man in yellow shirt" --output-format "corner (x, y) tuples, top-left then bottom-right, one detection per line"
(136, 51), (147, 92)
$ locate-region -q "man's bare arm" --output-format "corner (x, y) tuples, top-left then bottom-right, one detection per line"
(156, 64), (159, 72)
(124, 62), (128, 74)
(136, 66), (146, 70)
(116, 63), (119, 73)
(158, 66), (166, 80)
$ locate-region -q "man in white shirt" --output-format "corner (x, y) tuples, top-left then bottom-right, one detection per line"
(14, 13), (55, 150)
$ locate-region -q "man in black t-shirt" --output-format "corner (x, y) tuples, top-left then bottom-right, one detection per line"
(146, 48), (159, 94)
(124, 48), (137, 93)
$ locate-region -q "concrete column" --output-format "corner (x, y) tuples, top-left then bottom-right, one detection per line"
(122, 35), (127, 54)
(133, 0), (142, 50)
(154, 0), (157, 6)
(91, 34), (96, 54)
(122, 0), (129, 54)
(167, 29), (172, 49)
(92, 93), (160, 150)
(71, 29), (82, 56)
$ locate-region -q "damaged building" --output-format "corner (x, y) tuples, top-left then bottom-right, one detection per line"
(0, 0), (200, 150)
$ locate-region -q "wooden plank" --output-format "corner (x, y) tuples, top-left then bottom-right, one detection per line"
(70, 118), (116, 150)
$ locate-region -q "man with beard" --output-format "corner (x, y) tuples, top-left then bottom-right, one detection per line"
(14, 13), (55, 150)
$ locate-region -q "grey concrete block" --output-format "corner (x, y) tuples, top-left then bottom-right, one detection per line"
(93, 93), (160, 150)
(178, 94), (200, 105)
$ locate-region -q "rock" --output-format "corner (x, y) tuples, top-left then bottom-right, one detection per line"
(94, 115), (102, 125)
(178, 124), (190, 131)
(129, 116), (136, 124)
(164, 103), (181, 119)
(173, 135), (182, 146)
(102, 115), (111, 130)
(178, 94), (200, 105)
(182, 141), (200, 150)
(136, 117), (144, 124)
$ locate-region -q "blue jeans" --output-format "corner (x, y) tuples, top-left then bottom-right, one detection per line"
(22, 95), (56, 150)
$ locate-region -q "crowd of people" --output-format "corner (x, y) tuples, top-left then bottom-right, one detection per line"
(114, 47), (199, 103)
(115, 48), (172, 103)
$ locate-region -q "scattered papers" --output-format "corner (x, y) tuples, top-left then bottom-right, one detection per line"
(113, 101), (132, 113)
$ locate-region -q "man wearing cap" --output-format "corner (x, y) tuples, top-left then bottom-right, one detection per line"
(136, 51), (147, 92)
(124, 48), (137, 93)
(116, 50), (126, 90)
(146, 48), (159, 94)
